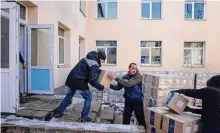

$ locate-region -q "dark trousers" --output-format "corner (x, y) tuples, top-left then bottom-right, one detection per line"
(123, 100), (146, 129)
(56, 87), (92, 120)
(202, 126), (220, 133)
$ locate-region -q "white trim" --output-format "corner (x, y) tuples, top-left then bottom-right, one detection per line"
(1, 11), (10, 18)
(19, 19), (27, 25)
(0, 69), (10, 73)
(1, 2), (19, 113)
(59, 36), (65, 40)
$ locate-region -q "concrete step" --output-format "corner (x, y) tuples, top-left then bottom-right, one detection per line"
(1, 118), (145, 133)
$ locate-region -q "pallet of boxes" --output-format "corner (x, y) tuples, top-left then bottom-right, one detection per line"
(143, 73), (202, 133)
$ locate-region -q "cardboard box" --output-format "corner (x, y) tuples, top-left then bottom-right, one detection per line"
(142, 74), (194, 89)
(162, 112), (202, 133)
(145, 107), (170, 129)
(144, 87), (175, 107)
(147, 124), (166, 133)
(97, 70), (111, 86)
(164, 93), (189, 114)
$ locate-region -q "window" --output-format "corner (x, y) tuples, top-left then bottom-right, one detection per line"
(141, 41), (162, 65)
(58, 27), (65, 64)
(96, 41), (117, 65)
(184, 42), (204, 66)
(19, 3), (26, 20)
(80, 0), (86, 17)
(97, 0), (117, 19)
(142, 0), (161, 19)
(1, 16), (9, 68)
(185, 0), (204, 19)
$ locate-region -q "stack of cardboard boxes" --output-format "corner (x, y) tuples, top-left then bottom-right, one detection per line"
(143, 73), (203, 133)
(143, 73), (195, 108)
(145, 94), (202, 133)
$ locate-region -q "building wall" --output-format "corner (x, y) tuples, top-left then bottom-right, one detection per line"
(27, 1), (87, 88)
(86, 1), (220, 73)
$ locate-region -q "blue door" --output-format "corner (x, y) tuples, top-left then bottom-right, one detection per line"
(27, 25), (54, 94)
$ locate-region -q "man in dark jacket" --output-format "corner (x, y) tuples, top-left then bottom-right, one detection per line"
(54, 51), (109, 122)
(172, 75), (220, 133)
(19, 52), (26, 69)
(19, 52), (27, 103)
(108, 63), (146, 129)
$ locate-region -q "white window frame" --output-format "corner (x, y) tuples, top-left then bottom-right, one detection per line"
(58, 27), (65, 65)
(184, 0), (205, 20)
(96, 0), (117, 19)
(141, 41), (162, 66)
(96, 41), (117, 65)
(183, 42), (205, 67)
(141, 0), (161, 19)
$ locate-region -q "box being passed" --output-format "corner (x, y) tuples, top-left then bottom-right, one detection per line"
(98, 70), (112, 86)
(164, 93), (189, 114)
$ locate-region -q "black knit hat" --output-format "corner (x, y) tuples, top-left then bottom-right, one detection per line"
(98, 51), (106, 60)
(207, 75), (220, 88)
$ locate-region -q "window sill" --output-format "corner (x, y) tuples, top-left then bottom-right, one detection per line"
(184, 19), (207, 21)
(141, 64), (162, 67)
(141, 18), (163, 20)
(58, 64), (71, 68)
(183, 65), (205, 68)
(95, 18), (117, 20)
(102, 64), (117, 66)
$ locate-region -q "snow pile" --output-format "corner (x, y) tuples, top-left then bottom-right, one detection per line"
(1, 118), (144, 132)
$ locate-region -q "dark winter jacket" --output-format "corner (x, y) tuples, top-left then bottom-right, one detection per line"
(19, 52), (25, 64)
(65, 51), (104, 91)
(175, 75), (220, 133)
(110, 70), (143, 101)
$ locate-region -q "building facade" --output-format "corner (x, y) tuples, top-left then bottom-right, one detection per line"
(1, 0), (220, 113)
(1, 0), (86, 113)
(86, 0), (220, 73)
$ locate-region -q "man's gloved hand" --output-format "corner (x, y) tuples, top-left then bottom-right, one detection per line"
(171, 89), (182, 94)
(184, 106), (191, 112)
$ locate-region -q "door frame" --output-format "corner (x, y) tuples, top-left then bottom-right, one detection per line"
(27, 24), (54, 94)
(1, 2), (19, 113)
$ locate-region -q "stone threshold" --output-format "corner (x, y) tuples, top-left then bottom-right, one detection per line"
(1, 118), (145, 133)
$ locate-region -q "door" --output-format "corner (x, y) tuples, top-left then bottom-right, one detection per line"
(27, 25), (54, 94)
(19, 24), (27, 93)
(1, 2), (19, 113)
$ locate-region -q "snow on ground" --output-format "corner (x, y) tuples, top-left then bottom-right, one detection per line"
(1, 115), (144, 132)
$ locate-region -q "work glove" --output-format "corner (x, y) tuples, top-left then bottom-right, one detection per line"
(171, 89), (182, 94)
(183, 106), (191, 112)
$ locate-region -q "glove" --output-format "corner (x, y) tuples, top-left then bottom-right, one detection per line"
(171, 89), (181, 94)
(184, 106), (191, 112)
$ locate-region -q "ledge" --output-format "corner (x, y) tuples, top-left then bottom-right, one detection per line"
(58, 64), (71, 68)
(1, 119), (145, 133)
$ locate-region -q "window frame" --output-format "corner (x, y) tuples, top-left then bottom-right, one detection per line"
(184, 0), (205, 20)
(141, 0), (162, 19)
(58, 27), (65, 65)
(140, 41), (162, 66)
(96, 41), (117, 65)
(183, 42), (205, 67)
(80, 0), (86, 17)
(96, 0), (117, 19)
